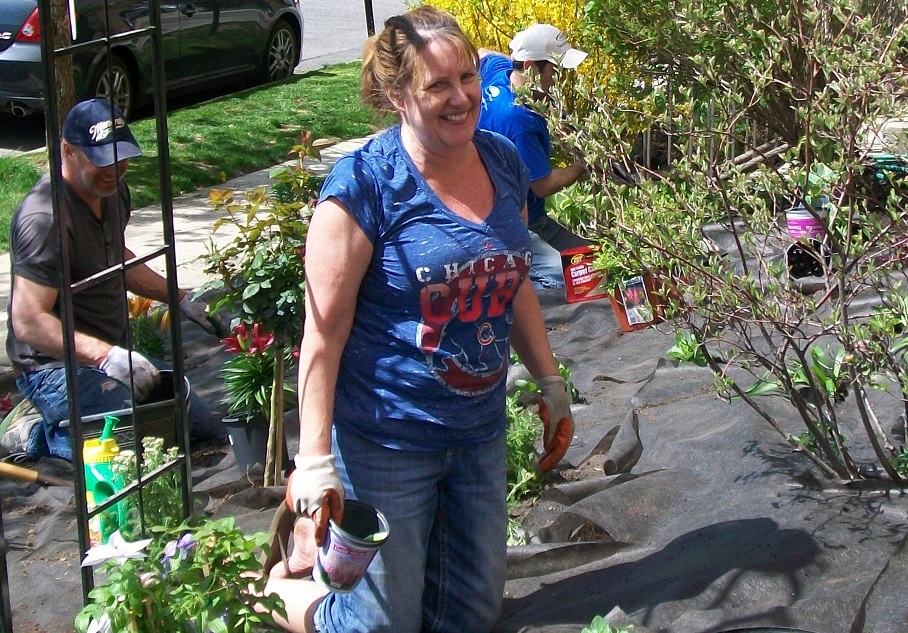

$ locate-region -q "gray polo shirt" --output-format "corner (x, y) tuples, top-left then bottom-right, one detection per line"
(6, 173), (131, 373)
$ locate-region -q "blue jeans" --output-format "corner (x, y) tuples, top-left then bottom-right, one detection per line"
(16, 358), (226, 461)
(528, 215), (591, 290)
(315, 423), (508, 633)
(529, 232), (566, 289)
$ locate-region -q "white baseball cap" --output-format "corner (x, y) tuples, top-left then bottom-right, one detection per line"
(509, 24), (588, 69)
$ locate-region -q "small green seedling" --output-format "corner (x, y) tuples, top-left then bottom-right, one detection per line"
(582, 616), (634, 633)
(666, 331), (707, 366)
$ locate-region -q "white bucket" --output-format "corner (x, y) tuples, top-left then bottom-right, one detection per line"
(785, 204), (827, 240)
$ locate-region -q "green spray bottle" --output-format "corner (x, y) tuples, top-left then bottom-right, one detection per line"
(83, 415), (127, 546)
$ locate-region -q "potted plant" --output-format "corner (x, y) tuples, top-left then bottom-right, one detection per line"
(596, 241), (683, 333)
(201, 132), (324, 486)
(551, 178), (692, 332)
(220, 322), (295, 474)
(780, 162), (838, 280)
(75, 516), (285, 633)
(127, 295), (169, 360)
(591, 201), (687, 333)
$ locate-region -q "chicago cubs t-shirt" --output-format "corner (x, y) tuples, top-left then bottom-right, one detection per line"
(318, 126), (531, 450)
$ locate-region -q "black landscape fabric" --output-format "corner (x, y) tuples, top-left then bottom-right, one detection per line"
(2, 292), (908, 633)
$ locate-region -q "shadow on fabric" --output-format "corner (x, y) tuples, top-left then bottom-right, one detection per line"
(499, 517), (821, 631)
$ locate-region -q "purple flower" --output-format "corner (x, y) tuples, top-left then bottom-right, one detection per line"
(162, 533), (197, 564)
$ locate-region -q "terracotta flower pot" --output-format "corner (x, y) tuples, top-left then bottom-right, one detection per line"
(608, 272), (678, 333)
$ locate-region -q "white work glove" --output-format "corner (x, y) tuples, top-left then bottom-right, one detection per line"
(179, 295), (227, 337)
(536, 375), (574, 472)
(99, 346), (161, 402)
(286, 454), (345, 546)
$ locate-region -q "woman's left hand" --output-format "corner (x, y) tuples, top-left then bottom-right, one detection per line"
(536, 376), (574, 472)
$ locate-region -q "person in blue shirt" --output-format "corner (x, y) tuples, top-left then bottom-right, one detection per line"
(265, 7), (575, 633)
(477, 24), (591, 289)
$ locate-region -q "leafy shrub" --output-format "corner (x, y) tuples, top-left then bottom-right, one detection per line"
(505, 360), (580, 543)
(666, 331), (707, 367)
(431, 0), (585, 54)
(552, 0), (908, 481)
(111, 436), (184, 539)
(506, 394), (547, 508)
(202, 132), (321, 485)
(76, 516), (284, 633)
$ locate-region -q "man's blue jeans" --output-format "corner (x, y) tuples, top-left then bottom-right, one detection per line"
(315, 423), (508, 633)
(16, 359), (226, 460)
(528, 214), (592, 290)
(529, 232), (567, 289)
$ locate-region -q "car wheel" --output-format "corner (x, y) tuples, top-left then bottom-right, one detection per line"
(263, 23), (298, 83)
(90, 55), (135, 119)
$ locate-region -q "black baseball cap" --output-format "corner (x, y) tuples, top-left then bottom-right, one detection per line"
(62, 99), (142, 167)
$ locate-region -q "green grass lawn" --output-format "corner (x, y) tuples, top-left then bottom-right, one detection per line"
(0, 62), (391, 251)
(0, 156), (43, 248)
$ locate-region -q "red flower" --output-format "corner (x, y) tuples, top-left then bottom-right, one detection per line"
(0, 394), (13, 417)
(221, 322), (275, 356)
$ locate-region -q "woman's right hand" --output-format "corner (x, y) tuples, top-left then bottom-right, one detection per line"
(286, 455), (346, 546)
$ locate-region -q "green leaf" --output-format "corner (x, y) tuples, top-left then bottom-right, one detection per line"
(742, 378), (780, 398)
(242, 282), (260, 300)
(892, 336), (908, 354)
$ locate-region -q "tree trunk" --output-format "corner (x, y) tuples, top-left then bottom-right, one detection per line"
(48, 0), (75, 131)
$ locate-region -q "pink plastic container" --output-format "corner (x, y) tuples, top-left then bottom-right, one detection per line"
(785, 205), (827, 240)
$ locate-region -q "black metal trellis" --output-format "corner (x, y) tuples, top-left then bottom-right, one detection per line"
(26, 0), (194, 612)
(364, 0), (375, 36)
(0, 492), (11, 633)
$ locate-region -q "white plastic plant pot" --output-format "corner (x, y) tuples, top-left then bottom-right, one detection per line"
(785, 202), (828, 241)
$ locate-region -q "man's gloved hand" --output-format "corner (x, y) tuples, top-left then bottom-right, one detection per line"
(285, 454), (345, 546)
(179, 295), (228, 338)
(100, 346), (161, 401)
(536, 375), (574, 472)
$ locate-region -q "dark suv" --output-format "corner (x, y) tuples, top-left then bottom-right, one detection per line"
(0, 0), (303, 118)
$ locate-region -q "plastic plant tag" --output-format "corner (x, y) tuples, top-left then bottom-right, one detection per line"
(620, 276), (654, 326)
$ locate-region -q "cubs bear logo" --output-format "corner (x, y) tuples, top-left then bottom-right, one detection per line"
(416, 251), (529, 395)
